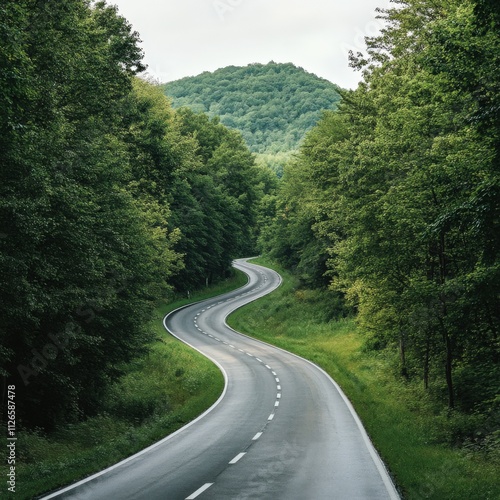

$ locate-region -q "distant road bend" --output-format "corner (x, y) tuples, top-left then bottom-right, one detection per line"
(42, 258), (400, 500)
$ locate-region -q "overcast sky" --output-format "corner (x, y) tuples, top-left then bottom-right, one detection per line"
(110, 0), (389, 89)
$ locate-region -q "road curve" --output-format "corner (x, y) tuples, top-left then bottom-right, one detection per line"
(41, 258), (399, 500)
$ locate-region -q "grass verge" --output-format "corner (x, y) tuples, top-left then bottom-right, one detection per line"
(227, 257), (500, 500)
(16, 271), (247, 500)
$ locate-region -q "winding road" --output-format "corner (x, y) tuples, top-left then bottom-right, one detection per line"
(42, 258), (400, 500)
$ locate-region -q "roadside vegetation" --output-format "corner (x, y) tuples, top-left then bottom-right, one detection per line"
(228, 258), (500, 499)
(13, 272), (245, 500)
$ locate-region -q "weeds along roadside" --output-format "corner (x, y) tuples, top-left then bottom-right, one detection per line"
(15, 271), (247, 500)
(227, 257), (500, 500)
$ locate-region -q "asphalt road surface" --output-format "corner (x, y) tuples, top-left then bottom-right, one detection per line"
(42, 258), (400, 500)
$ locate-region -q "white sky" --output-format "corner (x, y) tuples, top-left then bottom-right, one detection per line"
(109, 0), (390, 89)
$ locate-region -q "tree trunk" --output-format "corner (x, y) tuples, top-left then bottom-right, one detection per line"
(439, 300), (455, 408)
(444, 331), (454, 408)
(423, 335), (430, 390)
(399, 330), (409, 379)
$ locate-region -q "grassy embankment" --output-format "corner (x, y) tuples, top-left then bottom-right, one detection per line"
(228, 258), (500, 500)
(16, 271), (247, 500)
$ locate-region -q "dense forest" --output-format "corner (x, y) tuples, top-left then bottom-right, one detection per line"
(163, 62), (342, 162)
(260, 0), (499, 454)
(0, 0), (272, 430)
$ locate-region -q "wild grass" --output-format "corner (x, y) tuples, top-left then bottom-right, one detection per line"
(228, 257), (500, 500)
(15, 271), (247, 500)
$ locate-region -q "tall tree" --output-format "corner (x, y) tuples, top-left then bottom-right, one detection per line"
(0, 0), (171, 429)
(263, 0), (499, 425)
(170, 108), (260, 291)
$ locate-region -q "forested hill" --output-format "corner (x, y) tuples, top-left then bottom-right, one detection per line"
(162, 62), (342, 155)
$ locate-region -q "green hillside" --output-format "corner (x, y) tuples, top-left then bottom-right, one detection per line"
(163, 62), (342, 157)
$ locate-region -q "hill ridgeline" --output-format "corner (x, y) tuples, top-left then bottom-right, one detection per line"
(163, 62), (342, 160)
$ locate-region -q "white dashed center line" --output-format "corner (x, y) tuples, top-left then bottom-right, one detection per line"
(190, 290), (285, 492)
(186, 483), (214, 499)
(229, 452), (246, 465)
